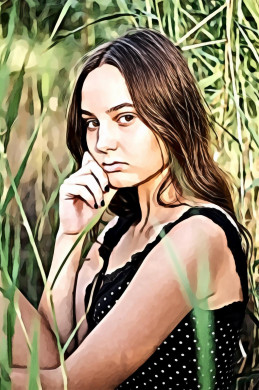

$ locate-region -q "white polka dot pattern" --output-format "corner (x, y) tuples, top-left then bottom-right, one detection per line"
(83, 208), (248, 389)
(88, 273), (242, 390)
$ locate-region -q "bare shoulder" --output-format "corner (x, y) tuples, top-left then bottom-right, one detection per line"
(147, 214), (230, 292)
(170, 213), (231, 264)
(150, 213), (241, 308)
(165, 212), (228, 244)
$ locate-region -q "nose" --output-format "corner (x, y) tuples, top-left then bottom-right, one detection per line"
(96, 121), (118, 152)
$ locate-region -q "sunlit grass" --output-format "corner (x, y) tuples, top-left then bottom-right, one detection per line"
(0, 0), (258, 389)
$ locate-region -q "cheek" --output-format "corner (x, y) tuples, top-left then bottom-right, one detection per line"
(142, 135), (164, 164)
(130, 130), (163, 165)
(135, 145), (164, 175)
(86, 132), (95, 150)
(131, 126), (158, 151)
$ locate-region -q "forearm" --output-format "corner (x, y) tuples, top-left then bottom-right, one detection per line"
(38, 229), (85, 347)
(11, 366), (114, 390)
(10, 366), (61, 390)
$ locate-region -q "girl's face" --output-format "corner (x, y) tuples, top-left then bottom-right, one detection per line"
(81, 64), (168, 188)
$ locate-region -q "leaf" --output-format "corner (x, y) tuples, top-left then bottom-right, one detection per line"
(50, 0), (75, 40)
(1, 1), (17, 64)
(1, 110), (46, 216)
(48, 12), (138, 48)
(3, 66), (25, 151)
(236, 21), (259, 35)
(137, 9), (158, 20)
(176, 2), (227, 45)
(236, 22), (259, 63)
(198, 71), (223, 90)
(227, 89), (259, 148)
(0, 64), (10, 109)
(28, 324), (40, 390)
(243, 0), (259, 22)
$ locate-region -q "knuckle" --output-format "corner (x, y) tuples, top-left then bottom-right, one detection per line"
(79, 186), (86, 196)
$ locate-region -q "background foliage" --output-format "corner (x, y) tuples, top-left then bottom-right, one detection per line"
(0, 0), (258, 389)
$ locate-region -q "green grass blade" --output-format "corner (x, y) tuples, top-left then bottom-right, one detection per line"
(48, 12), (138, 46)
(176, 2), (227, 45)
(198, 70), (223, 90)
(0, 63), (10, 109)
(28, 321), (41, 390)
(1, 110), (47, 216)
(50, 0), (75, 41)
(236, 22), (259, 63)
(4, 158), (47, 286)
(4, 66), (25, 152)
(50, 207), (106, 290)
(182, 38), (226, 51)
(1, 1), (17, 64)
(180, 7), (214, 40)
(158, 228), (215, 389)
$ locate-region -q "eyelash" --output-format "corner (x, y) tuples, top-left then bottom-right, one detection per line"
(83, 114), (135, 131)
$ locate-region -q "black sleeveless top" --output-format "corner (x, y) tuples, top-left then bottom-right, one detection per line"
(81, 206), (248, 390)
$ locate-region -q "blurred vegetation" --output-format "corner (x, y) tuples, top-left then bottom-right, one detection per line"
(0, 0), (258, 389)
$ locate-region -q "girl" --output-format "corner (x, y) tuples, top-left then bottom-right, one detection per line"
(5, 27), (252, 389)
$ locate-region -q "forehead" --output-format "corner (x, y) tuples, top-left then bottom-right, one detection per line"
(81, 64), (133, 111)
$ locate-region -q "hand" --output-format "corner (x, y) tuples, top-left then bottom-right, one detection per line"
(58, 152), (117, 235)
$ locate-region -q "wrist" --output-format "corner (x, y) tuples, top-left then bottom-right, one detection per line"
(56, 227), (83, 240)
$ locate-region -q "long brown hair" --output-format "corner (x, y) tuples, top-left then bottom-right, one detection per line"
(66, 27), (253, 264)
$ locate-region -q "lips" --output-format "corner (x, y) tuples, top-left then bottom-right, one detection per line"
(103, 162), (126, 172)
(103, 161), (125, 166)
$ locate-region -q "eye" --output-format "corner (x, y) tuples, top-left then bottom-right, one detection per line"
(82, 114), (135, 131)
(118, 114), (135, 124)
(83, 119), (99, 131)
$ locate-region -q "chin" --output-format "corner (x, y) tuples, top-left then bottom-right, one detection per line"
(107, 174), (140, 189)
(107, 169), (157, 189)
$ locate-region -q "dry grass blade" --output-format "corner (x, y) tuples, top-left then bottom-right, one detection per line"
(176, 2), (227, 45)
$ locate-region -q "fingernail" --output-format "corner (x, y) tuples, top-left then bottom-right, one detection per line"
(100, 200), (105, 207)
(94, 203), (98, 209)
(104, 185), (109, 192)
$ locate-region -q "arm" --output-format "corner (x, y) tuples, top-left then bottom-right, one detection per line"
(38, 215), (118, 354)
(12, 215), (234, 389)
(38, 228), (85, 352)
(37, 150), (115, 353)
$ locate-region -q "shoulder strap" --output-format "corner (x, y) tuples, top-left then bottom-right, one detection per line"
(85, 207), (248, 334)
(84, 216), (134, 332)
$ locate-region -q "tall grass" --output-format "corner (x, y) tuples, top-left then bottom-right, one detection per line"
(0, 0), (258, 389)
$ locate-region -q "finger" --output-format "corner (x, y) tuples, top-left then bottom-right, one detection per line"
(87, 160), (109, 192)
(71, 161), (109, 193)
(81, 151), (94, 167)
(64, 175), (104, 205)
(60, 183), (97, 209)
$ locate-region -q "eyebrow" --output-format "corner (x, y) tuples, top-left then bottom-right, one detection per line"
(80, 102), (134, 116)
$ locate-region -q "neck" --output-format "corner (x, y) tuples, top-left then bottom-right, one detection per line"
(134, 166), (187, 234)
